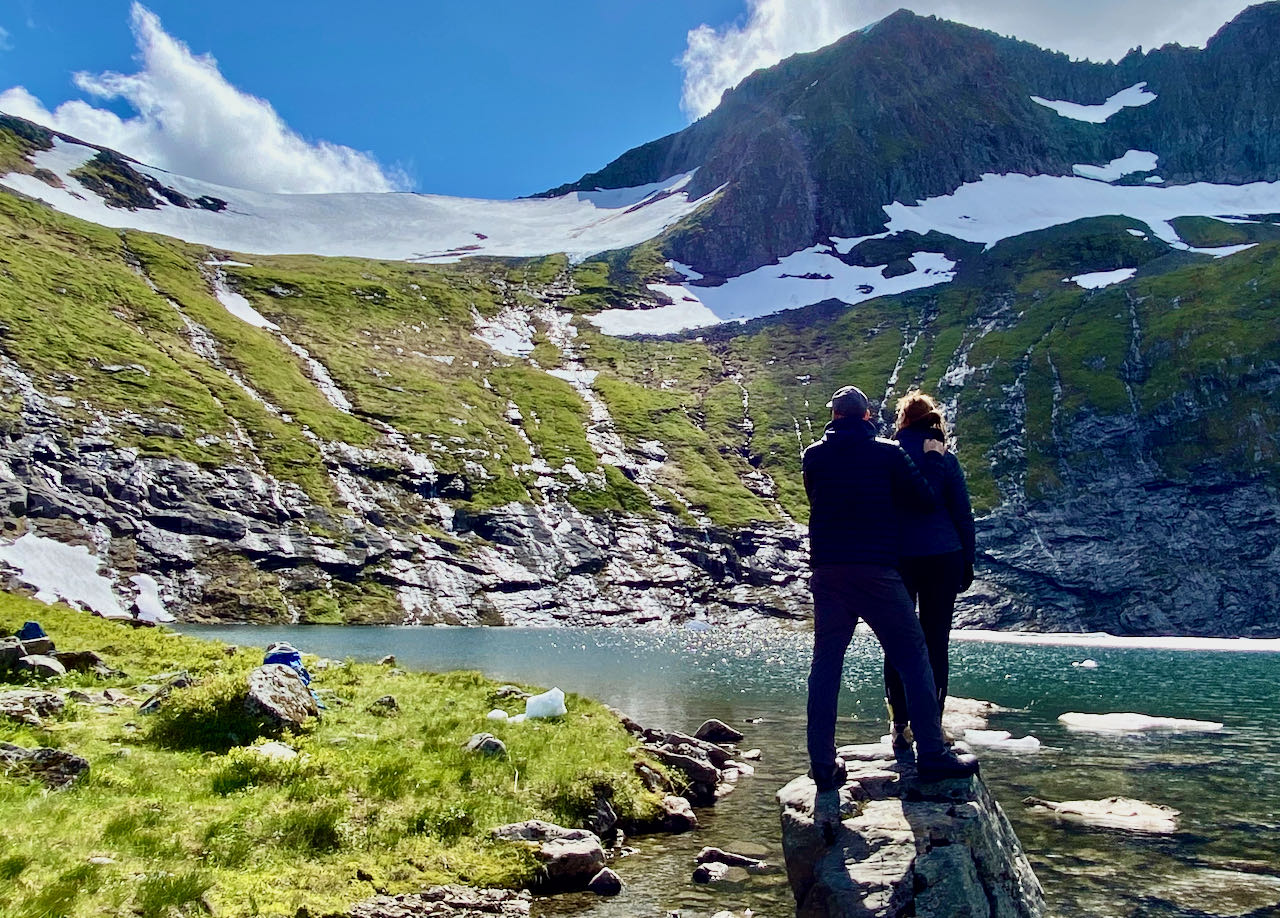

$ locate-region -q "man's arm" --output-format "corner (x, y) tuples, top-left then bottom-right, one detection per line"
(889, 441), (944, 512)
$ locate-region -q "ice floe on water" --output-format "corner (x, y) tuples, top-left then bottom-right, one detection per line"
(1073, 150), (1159, 182)
(1067, 268), (1137, 289)
(0, 137), (713, 264)
(1071, 659), (1100, 669)
(953, 629), (1280, 653)
(1024, 795), (1179, 834)
(1058, 712), (1224, 733)
(962, 729), (1042, 752)
(0, 532), (130, 619)
(1031, 81), (1157, 123)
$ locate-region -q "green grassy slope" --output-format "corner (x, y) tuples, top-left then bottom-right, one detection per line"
(0, 593), (664, 917)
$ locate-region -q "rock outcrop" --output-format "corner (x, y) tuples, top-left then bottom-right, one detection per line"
(245, 663), (319, 731)
(343, 886), (530, 917)
(778, 744), (1044, 917)
(0, 742), (89, 789)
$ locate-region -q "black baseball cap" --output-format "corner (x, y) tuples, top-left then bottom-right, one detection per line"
(826, 385), (870, 417)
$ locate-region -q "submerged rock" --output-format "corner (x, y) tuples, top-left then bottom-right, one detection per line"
(777, 745), (1044, 917)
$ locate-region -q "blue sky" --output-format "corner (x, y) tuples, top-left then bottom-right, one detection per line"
(0, 1), (1251, 198)
(0, 0), (741, 197)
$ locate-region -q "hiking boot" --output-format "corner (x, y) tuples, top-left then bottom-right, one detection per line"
(890, 723), (915, 762)
(809, 756), (847, 792)
(916, 749), (980, 781)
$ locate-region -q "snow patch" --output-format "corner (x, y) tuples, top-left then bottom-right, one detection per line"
(280, 336), (352, 411)
(0, 532), (131, 619)
(472, 308), (536, 357)
(593, 247), (957, 335)
(1058, 712), (1223, 733)
(883, 173), (1280, 250)
(1073, 150), (1159, 182)
(1188, 242), (1258, 258)
(1031, 82), (1157, 123)
(1067, 268), (1137, 289)
(130, 573), (175, 623)
(212, 272), (278, 330)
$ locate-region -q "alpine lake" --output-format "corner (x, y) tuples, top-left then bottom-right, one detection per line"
(181, 623), (1280, 918)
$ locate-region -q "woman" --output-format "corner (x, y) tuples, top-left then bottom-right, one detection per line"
(884, 392), (976, 752)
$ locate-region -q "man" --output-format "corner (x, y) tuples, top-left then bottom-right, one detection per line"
(803, 385), (979, 790)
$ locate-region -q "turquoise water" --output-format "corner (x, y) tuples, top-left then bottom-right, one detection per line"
(184, 624), (1280, 917)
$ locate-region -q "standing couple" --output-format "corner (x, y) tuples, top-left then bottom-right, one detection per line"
(803, 384), (978, 789)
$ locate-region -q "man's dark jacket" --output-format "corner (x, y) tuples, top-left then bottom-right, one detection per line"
(803, 417), (944, 568)
(894, 425), (976, 565)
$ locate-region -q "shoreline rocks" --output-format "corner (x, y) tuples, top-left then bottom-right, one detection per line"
(778, 743), (1044, 917)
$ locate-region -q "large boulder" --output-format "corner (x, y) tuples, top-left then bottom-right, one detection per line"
(0, 742), (89, 789)
(491, 821), (606, 892)
(777, 744), (1045, 917)
(245, 664), (318, 731)
(53, 649), (120, 677)
(0, 637), (25, 671)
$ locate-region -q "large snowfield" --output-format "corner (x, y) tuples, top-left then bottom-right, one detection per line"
(0, 136), (714, 264)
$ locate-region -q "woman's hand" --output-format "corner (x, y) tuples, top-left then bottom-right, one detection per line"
(923, 438), (946, 455)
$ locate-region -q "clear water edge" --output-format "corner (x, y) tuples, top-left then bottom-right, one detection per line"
(179, 624), (1280, 918)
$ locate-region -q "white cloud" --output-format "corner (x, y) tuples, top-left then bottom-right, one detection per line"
(680, 0), (1254, 119)
(0, 26), (11, 51)
(0, 3), (403, 193)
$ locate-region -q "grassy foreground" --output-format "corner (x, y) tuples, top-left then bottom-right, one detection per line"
(0, 592), (665, 917)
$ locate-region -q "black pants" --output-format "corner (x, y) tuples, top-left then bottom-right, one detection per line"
(884, 550), (965, 726)
(807, 564), (947, 777)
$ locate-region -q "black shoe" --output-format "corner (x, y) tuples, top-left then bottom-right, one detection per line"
(890, 724), (915, 763)
(916, 750), (980, 781)
(809, 756), (847, 792)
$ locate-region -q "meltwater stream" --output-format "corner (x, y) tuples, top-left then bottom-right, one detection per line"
(183, 624), (1280, 918)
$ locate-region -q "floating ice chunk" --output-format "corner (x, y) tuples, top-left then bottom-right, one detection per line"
(1071, 659), (1100, 669)
(486, 709), (510, 721)
(131, 573), (175, 623)
(1024, 795), (1179, 834)
(0, 532), (130, 619)
(1058, 712), (1223, 733)
(1031, 82), (1157, 123)
(525, 687), (567, 719)
(1067, 269), (1137, 289)
(684, 620), (713, 632)
(1073, 150), (1159, 182)
(963, 730), (1042, 752)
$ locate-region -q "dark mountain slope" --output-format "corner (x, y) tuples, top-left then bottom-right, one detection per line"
(549, 4), (1280, 276)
